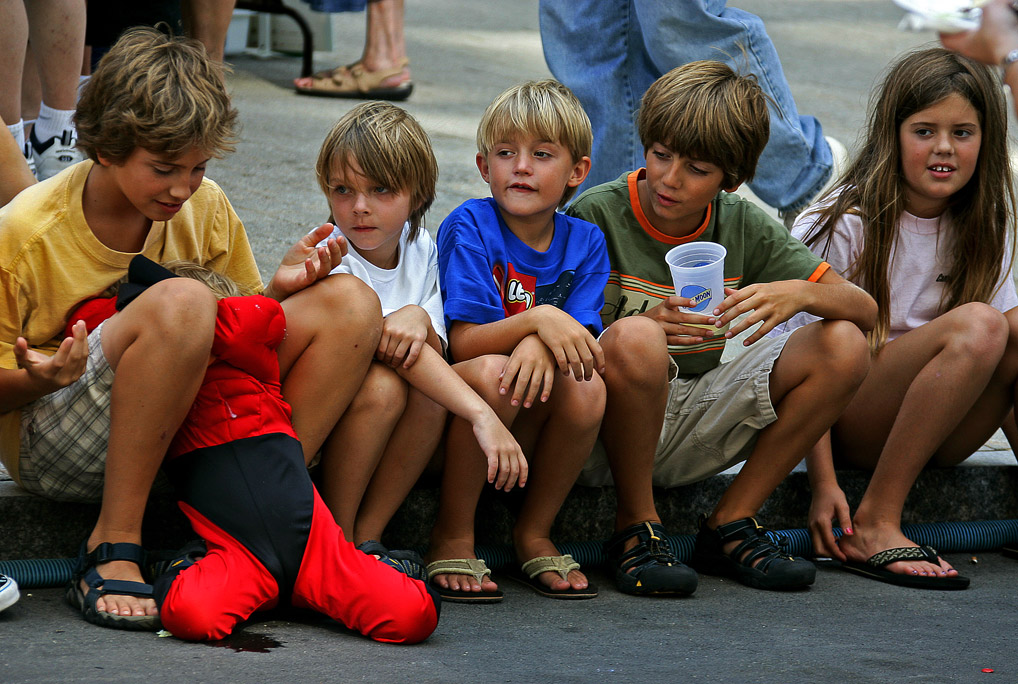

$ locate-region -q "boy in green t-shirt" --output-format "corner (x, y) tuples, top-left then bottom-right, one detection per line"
(567, 61), (877, 594)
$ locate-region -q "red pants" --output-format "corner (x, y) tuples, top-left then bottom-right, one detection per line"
(156, 436), (439, 643)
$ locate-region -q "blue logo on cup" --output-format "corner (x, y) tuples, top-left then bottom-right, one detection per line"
(680, 285), (712, 312)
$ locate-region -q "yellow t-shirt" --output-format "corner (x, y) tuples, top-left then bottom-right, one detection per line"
(0, 160), (263, 482)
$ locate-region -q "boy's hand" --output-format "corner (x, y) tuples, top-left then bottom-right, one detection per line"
(640, 296), (720, 346)
(808, 481), (852, 562)
(500, 334), (557, 408)
(472, 411), (528, 491)
(14, 320), (89, 394)
(712, 281), (808, 345)
(265, 223), (348, 301)
(378, 305), (431, 369)
(533, 305), (605, 380)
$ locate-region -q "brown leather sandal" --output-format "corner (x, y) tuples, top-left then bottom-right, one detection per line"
(295, 58), (412, 100)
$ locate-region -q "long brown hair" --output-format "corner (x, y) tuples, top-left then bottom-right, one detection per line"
(802, 47), (1015, 351)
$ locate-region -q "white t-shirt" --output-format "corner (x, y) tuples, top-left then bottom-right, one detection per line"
(320, 223), (447, 345)
(775, 208), (1018, 340)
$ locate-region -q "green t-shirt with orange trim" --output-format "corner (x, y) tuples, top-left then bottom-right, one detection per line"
(567, 170), (829, 376)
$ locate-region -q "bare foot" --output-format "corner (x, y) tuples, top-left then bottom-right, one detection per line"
(425, 538), (498, 594)
(515, 536), (588, 592)
(85, 558), (158, 617)
(839, 521), (958, 578)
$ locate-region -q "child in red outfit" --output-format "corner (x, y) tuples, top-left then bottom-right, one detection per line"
(68, 256), (440, 643)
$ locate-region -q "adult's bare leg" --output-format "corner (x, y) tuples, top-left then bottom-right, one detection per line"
(181, 0), (236, 62)
(24, 0), (85, 112)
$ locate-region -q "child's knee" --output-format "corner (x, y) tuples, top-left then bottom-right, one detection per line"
(600, 317), (669, 384)
(352, 363), (408, 418)
(816, 320), (870, 383)
(951, 303), (1008, 359)
(299, 273), (383, 342)
(454, 354), (509, 401)
(144, 278), (218, 341)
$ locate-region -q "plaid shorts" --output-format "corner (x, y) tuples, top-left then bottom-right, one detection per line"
(17, 323), (113, 502)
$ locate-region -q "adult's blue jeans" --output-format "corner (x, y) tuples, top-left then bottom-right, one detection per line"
(539, 0), (832, 214)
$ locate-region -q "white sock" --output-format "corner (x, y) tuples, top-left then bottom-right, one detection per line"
(7, 120), (25, 151)
(34, 104), (76, 143)
(77, 75), (90, 102)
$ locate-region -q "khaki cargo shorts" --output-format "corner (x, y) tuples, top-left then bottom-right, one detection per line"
(577, 331), (791, 488)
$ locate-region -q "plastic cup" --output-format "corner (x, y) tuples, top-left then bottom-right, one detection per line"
(664, 242), (727, 325)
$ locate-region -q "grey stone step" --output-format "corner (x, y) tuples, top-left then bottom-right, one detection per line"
(3, 450), (1015, 561)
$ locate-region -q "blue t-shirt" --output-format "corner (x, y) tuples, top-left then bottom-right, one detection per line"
(437, 197), (610, 336)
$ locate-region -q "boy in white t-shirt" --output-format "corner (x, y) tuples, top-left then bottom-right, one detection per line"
(314, 102), (525, 569)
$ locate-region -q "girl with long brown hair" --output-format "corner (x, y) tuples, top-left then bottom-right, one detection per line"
(780, 47), (1018, 589)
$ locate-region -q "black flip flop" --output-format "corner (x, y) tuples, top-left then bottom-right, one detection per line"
(841, 545), (970, 590)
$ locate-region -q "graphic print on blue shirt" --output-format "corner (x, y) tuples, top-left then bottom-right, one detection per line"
(494, 263), (576, 317)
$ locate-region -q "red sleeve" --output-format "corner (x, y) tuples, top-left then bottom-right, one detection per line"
(211, 296), (286, 384)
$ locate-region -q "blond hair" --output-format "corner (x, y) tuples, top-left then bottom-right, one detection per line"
(476, 79), (592, 206)
(315, 102), (438, 241)
(162, 260), (247, 299)
(75, 27), (238, 164)
(638, 61), (769, 189)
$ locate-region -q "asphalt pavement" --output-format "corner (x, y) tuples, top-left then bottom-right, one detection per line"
(5, 2), (1018, 683)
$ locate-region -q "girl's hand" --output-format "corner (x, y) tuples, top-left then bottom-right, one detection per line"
(378, 305), (431, 369)
(808, 482), (852, 562)
(499, 334), (557, 408)
(712, 282), (808, 345)
(264, 223), (348, 301)
(472, 411), (528, 491)
(14, 320), (89, 394)
(639, 295), (719, 346)
(533, 305), (605, 380)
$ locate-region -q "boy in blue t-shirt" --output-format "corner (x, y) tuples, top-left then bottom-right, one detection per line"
(429, 80), (607, 602)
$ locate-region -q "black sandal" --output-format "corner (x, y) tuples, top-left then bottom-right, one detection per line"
(690, 516), (815, 590)
(603, 521), (698, 596)
(357, 540), (428, 582)
(66, 541), (162, 631)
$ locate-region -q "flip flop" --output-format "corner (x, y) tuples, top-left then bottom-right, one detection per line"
(841, 545), (970, 590)
(294, 58), (413, 101)
(425, 558), (503, 603)
(510, 554), (598, 600)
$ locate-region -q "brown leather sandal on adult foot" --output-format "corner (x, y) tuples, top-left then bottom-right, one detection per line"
(294, 58), (413, 101)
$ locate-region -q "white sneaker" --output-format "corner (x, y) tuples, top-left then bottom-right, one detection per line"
(23, 140), (37, 179)
(781, 135), (849, 230)
(0, 573), (19, 613)
(31, 128), (85, 181)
